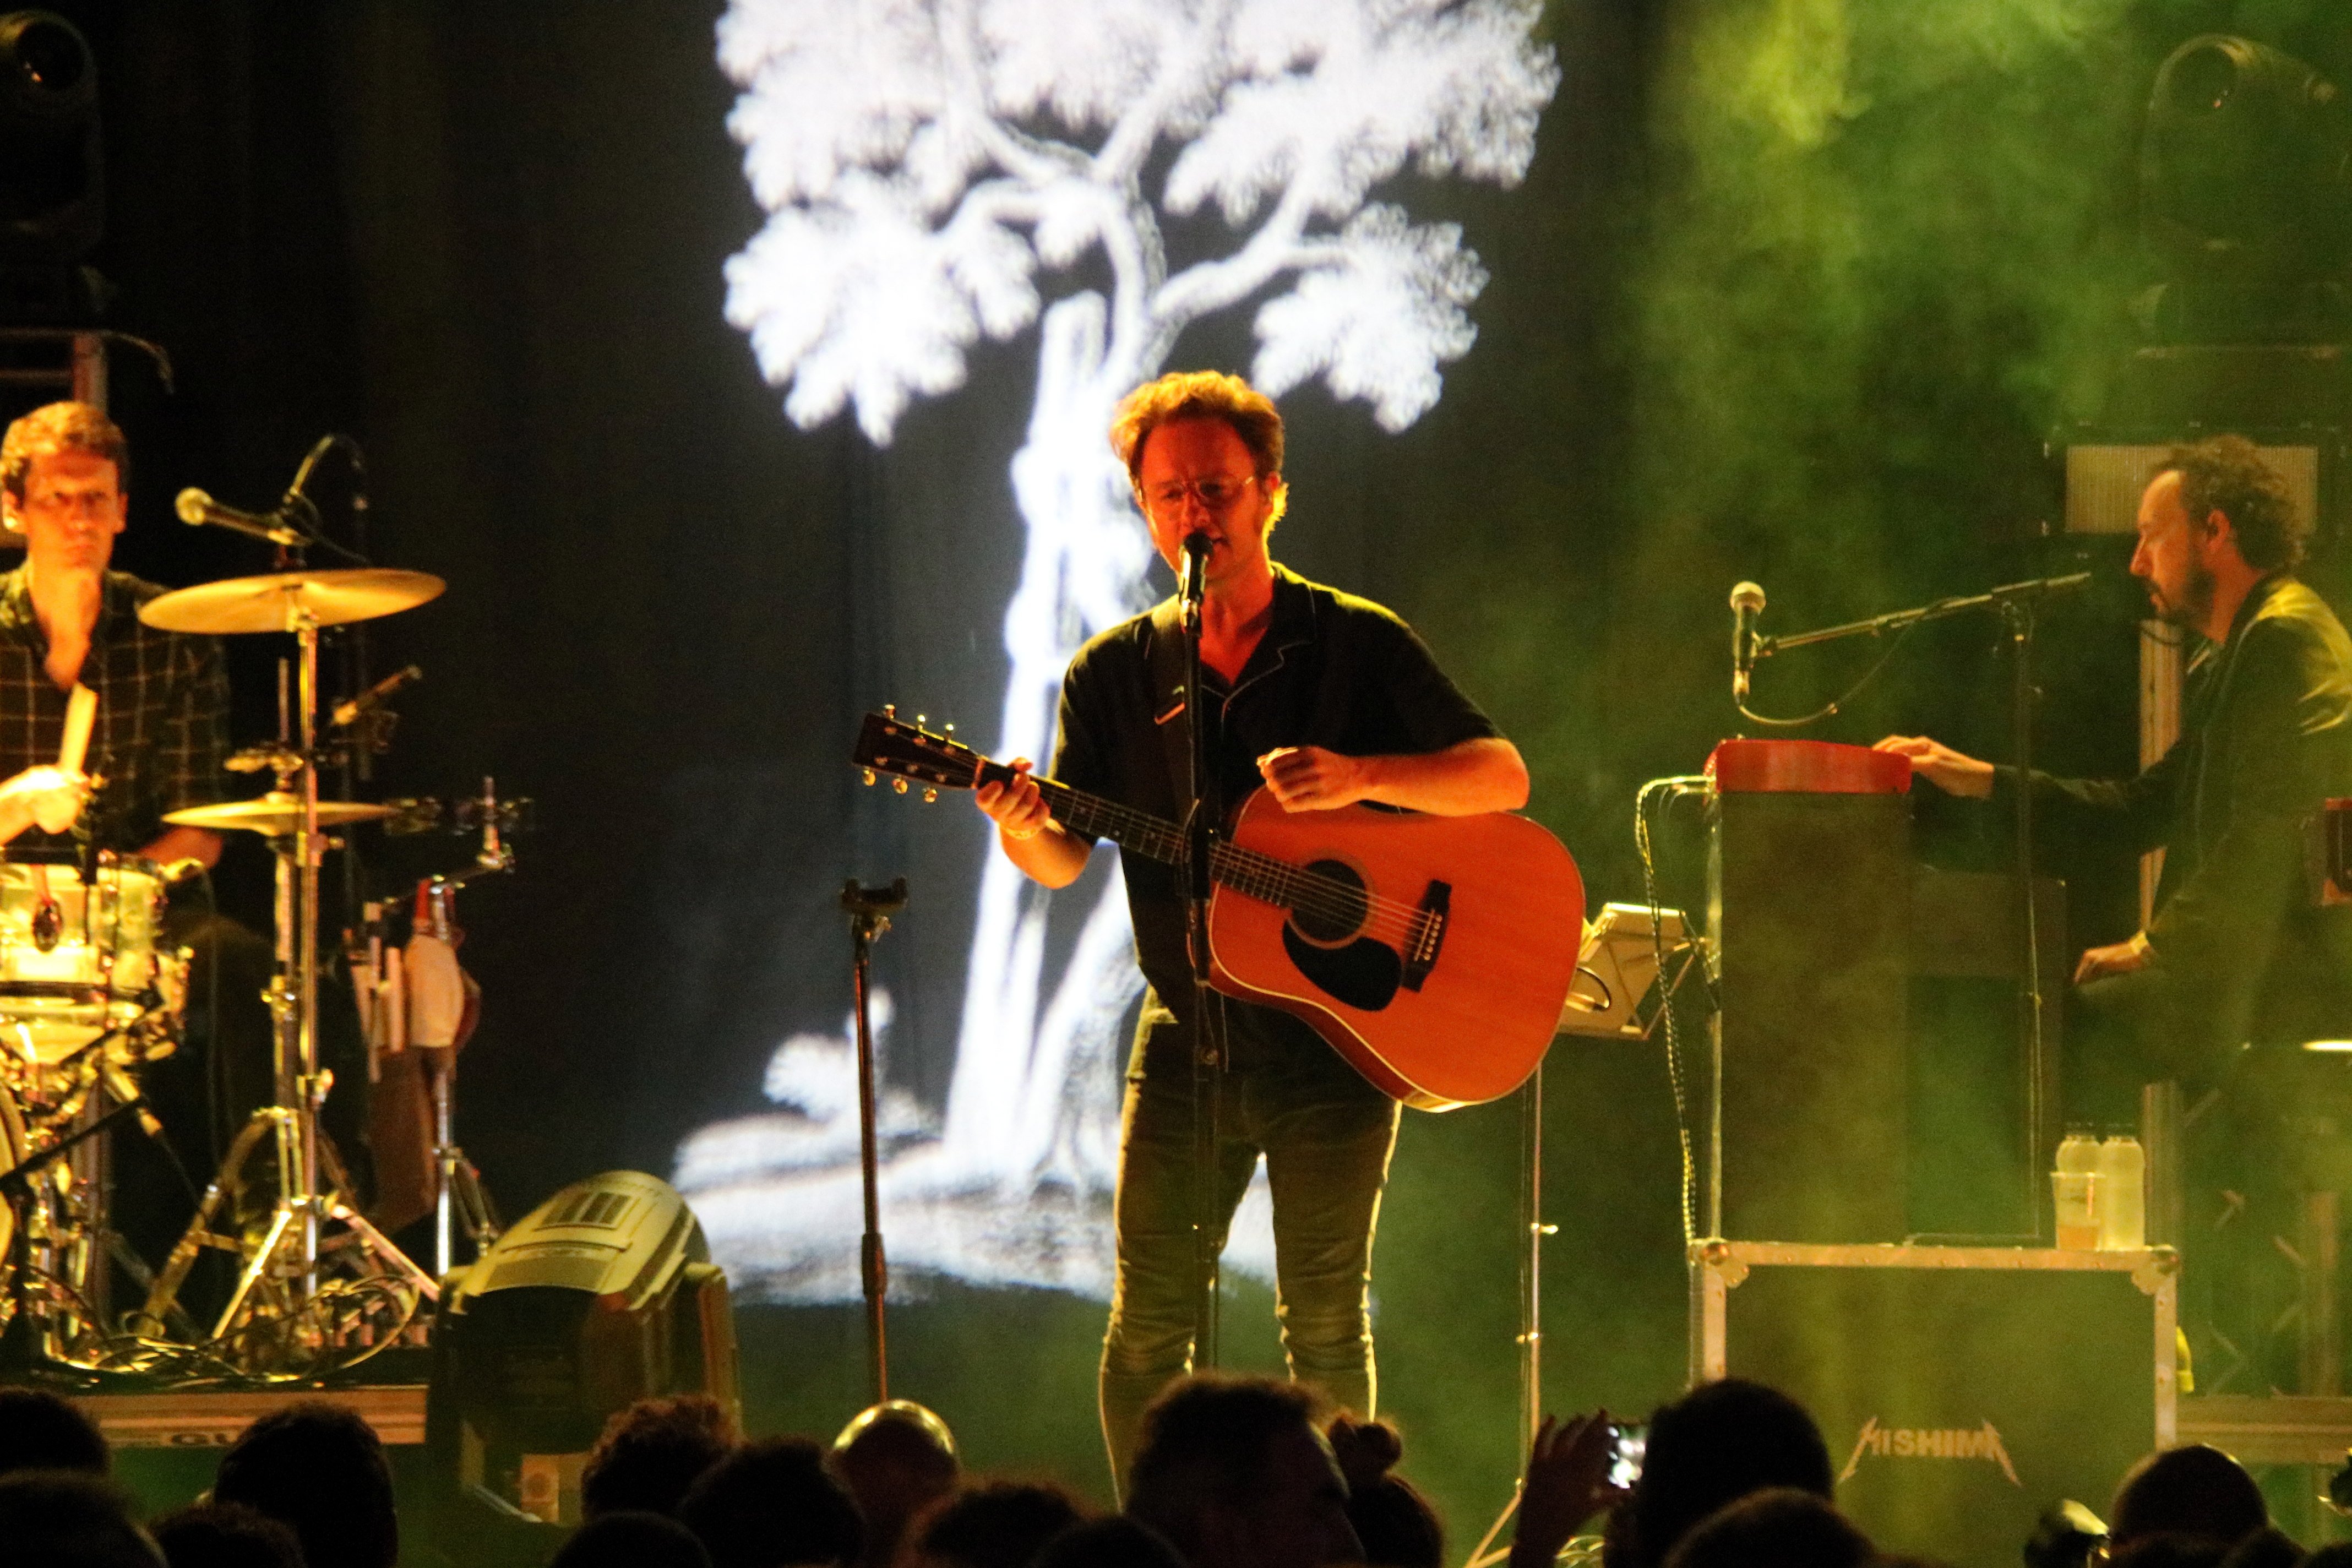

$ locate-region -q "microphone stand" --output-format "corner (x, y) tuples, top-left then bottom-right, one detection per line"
(1179, 535), (1224, 1371)
(842, 877), (906, 1403)
(1749, 570), (2083, 1237)
(1747, 572), (2087, 658)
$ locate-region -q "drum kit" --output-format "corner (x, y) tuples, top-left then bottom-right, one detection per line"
(0, 561), (513, 1381)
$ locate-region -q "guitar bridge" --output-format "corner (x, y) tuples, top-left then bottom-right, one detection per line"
(1400, 880), (1450, 992)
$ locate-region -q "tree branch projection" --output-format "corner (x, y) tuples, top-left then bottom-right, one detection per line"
(718, 0), (1555, 1275)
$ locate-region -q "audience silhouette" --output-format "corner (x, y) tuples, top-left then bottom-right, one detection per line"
(2, 1369), (2331, 1568)
(581, 1393), (738, 1521)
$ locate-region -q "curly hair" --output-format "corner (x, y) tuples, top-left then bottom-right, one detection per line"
(582, 1394), (738, 1520)
(1108, 371), (1290, 531)
(1, 401), (127, 502)
(1110, 372), (1282, 481)
(2159, 434), (2306, 572)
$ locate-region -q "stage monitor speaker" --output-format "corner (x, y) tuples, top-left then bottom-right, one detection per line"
(424, 1169), (739, 1527)
(1692, 1242), (2178, 1568)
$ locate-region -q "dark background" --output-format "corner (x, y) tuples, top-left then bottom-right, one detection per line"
(36, 0), (2352, 1540)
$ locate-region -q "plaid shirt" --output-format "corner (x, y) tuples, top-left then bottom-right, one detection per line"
(0, 568), (231, 857)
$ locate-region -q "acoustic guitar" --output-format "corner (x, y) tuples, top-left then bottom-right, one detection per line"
(853, 711), (1586, 1109)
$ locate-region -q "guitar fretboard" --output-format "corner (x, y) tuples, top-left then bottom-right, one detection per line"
(1003, 766), (1430, 945)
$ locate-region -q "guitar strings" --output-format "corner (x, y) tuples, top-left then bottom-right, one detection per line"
(1048, 785), (1421, 930)
(1036, 778), (1441, 947)
(900, 739), (1439, 944)
(952, 754), (1433, 938)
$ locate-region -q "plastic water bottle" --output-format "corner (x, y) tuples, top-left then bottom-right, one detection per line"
(2053, 1131), (2101, 1250)
(2096, 1134), (2146, 1250)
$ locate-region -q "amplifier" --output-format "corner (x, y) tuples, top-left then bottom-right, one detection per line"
(1689, 1242), (2179, 1568)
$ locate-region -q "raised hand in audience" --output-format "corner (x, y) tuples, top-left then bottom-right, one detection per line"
(1511, 1411), (1624, 1568)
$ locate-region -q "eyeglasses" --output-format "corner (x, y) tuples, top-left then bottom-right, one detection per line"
(22, 488), (118, 518)
(1142, 473), (1259, 515)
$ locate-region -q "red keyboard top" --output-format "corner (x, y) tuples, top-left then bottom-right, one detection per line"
(1707, 738), (1913, 794)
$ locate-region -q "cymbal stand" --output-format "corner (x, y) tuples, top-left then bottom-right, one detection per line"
(145, 603), (436, 1359)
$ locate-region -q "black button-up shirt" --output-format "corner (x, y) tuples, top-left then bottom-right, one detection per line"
(0, 567), (231, 858)
(1050, 563), (1501, 1019)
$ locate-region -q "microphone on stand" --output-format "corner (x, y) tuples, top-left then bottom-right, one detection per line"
(174, 487), (308, 548)
(331, 665), (422, 728)
(1730, 581), (1767, 701)
(1179, 531), (1211, 611)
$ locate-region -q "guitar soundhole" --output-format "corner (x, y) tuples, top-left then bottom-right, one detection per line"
(1289, 860), (1369, 946)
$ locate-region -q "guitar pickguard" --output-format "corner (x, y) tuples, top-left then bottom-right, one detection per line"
(1280, 921), (1401, 1011)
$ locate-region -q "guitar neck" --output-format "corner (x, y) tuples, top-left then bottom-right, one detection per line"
(980, 762), (1276, 896)
(977, 760), (1180, 865)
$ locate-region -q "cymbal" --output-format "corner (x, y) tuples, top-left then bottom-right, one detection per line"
(164, 792), (398, 834)
(138, 569), (445, 634)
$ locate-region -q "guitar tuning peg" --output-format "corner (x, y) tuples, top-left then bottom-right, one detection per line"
(862, 769), (877, 786)
(883, 704), (896, 718)
(945, 721), (955, 733)
(892, 778), (908, 794)
(923, 787), (939, 804)
(916, 714), (927, 727)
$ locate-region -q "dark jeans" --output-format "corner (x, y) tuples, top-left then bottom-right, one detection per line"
(1098, 993), (1400, 1489)
(2068, 955), (2264, 1129)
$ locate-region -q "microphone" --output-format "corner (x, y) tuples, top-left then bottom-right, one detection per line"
(1988, 570), (2093, 599)
(175, 487), (307, 548)
(1179, 531), (1211, 609)
(1730, 581), (1767, 702)
(331, 665), (422, 728)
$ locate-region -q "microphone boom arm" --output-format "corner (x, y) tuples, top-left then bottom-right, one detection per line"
(1753, 571), (2091, 662)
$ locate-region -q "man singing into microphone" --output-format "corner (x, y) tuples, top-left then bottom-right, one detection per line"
(972, 370), (1529, 1484)
(1880, 435), (2352, 1120)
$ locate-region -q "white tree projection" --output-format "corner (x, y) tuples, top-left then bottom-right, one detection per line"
(679, 0), (1556, 1300)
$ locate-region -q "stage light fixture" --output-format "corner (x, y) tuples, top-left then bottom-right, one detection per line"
(425, 1170), (740, 1527)
(0, 9), (99, 264)
(2139, 34), (2352, 341)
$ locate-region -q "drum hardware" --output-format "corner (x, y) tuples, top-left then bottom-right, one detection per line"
(225, 743), (302, 775)
(417, 873), (501, 1276)
(30, 876), (58, 952)
(134, 562), (447, 1375)
(377, 786), (534, 845)
(377, 798), (444, 836)
(0, 1069), (178, 1363)
(329, 663), (420, 739)
(351, 778), (518, 1277)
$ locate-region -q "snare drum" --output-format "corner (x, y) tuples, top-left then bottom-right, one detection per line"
(0, 858), (177, 1064)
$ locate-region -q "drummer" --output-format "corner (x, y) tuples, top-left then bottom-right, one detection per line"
(0, 401), (230, 863)
(0, 402), (274, 1229)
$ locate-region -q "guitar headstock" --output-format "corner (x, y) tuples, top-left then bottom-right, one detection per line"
(853, 710), (984, 796)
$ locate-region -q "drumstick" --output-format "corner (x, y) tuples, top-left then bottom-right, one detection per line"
(58, 683), (95, 776)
